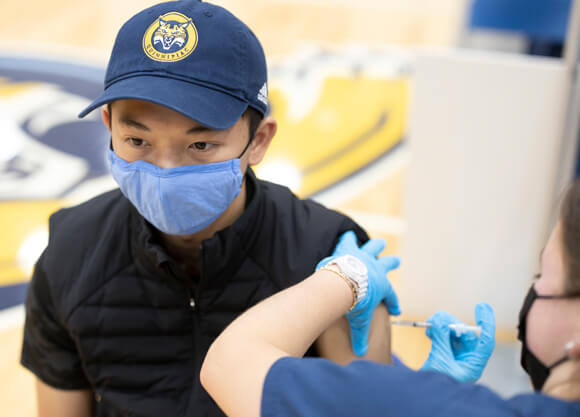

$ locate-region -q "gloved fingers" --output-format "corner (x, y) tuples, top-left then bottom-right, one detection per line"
(425, 311), (455, 340)
(361, 238), (385, 257)
(378, 256), (401, 273)
(335, 230), (359, 252)
(450, 331), (478, 355)
(457, 330), (478, 345)
(382, 286), (401, 316)
(474, 302), (496, 356)
(348, 321), (371, 357)
(422, 313), (456, 372)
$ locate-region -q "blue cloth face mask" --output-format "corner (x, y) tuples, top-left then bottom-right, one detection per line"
(108, 150), (244, 235)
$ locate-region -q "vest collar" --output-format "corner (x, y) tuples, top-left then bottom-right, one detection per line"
(200, 168), (265, 286)
(130, 168), (264, 280)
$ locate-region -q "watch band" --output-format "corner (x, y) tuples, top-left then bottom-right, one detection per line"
(319, 264), (359, 311)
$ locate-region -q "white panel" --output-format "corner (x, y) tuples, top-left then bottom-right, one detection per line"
(401, 49), (570, 329)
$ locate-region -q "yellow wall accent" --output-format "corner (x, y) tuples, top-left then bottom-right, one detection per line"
(259, 77), (408, 196)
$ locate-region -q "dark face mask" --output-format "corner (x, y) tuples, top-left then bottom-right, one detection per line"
(517, 285), (574, 391)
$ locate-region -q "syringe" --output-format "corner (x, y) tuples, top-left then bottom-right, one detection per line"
(391, 320), (481, 337)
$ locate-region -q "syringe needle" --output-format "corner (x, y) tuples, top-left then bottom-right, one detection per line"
(391, 320), (431, 328)
(391, 320), (481, 336)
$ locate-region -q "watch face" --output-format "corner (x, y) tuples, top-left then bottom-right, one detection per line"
(339, 255), (367, 280)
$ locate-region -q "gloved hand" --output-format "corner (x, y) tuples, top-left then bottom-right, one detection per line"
(420, 302), (495, 383)
(317, 230), (401, 356)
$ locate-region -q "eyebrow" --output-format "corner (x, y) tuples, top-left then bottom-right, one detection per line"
(120, 117), (150, 131)
(119, 117), (210, 134)
(186, 125), (211, 134)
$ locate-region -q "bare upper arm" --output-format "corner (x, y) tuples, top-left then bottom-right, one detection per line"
(315, 304), (391, 365)
(36, 378), (93, 417)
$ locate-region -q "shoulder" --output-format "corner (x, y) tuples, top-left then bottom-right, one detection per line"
(49, 188), (129, 233)
(507, 393), (580, 417)
(262, 358), (531, 417)
(257, 178), (367, 240)
(47, 188), (131, 246)
(253, 179), (369, 283)
(262, 358), (403, 417)
(259, 178), (334, 215)
(43, 189), (132, 287)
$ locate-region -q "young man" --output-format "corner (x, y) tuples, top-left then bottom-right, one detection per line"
(20, 2), (393, 416)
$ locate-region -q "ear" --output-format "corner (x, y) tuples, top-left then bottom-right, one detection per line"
(247, 116), (277, 166)
(180, 21), (189, 29)
(101, 105), (112, 132)
(159, 18), (167, 27)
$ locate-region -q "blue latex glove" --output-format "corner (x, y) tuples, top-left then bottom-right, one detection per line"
(317, 230), (401, 356)
(420, 302), (496, 383)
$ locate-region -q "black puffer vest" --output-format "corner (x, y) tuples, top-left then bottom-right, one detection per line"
(24, 171), (367, 416)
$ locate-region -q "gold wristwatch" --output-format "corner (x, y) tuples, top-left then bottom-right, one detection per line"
(320, 254), (368, 311)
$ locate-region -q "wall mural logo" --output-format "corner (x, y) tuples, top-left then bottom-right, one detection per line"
(0, 56), (112, 295)
(0, 58), (112, 200)
(142, 12), (198, 62)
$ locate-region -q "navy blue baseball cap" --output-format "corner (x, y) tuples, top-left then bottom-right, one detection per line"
(79, 0), (268, 129)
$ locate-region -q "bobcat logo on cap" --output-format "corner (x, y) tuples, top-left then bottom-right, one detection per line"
(143, 12), (198, 62)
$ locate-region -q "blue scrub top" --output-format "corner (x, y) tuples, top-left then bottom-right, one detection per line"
(262, 357), (580, 417)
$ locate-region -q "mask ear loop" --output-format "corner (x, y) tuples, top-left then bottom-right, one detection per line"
(549, 354), (571, 370)
(237, 136), (254, 159)
(541, 341), (580, 395)
(548, 341), (579, 371)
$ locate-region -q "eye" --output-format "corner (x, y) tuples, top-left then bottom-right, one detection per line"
(533, 273), (541, 281)
(126, 137), (148, 147)
(190, 142), (215, 152)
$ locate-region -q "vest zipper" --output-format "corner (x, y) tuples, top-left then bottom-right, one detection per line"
(187, 288), (196, 311)
(187, 244), (204, 311)
(193, 243), (206, 311)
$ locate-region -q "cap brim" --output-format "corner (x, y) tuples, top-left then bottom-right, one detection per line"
(78, 75), (248, 130)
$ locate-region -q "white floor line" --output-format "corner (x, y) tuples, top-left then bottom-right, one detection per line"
(0, 305), (25, 332)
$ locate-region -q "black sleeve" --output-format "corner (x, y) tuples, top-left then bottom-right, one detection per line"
(20, 250), (90, 390)
(340, 217), (370, 246)
(321, 216), (369, 256)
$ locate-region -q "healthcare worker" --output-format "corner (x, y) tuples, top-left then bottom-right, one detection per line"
(201, 181), (580, 417)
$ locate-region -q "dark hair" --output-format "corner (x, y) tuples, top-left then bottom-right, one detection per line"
(107, 103), (262, 139)
(560, 180), (580, 295)
(242, 106), (263, 140)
